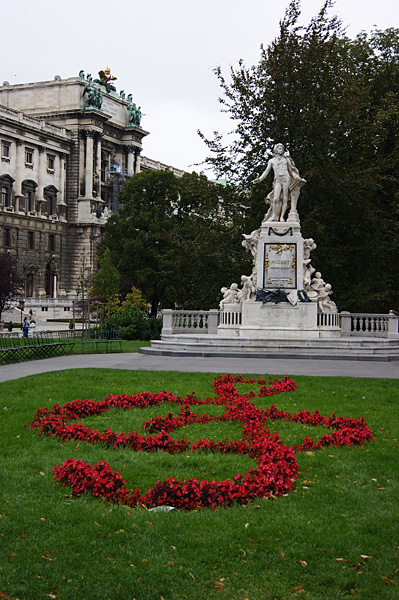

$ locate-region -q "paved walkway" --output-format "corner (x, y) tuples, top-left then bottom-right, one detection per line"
(1, 352), (399, 383)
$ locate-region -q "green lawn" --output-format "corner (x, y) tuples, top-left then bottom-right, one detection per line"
(0, 369), (398, 600)
(72, 339), (151, 354)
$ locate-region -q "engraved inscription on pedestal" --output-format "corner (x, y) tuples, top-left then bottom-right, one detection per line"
(263, 243), (296, 289)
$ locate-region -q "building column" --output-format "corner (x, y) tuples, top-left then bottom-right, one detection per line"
(95, 133), (103, 202)
(59, 153), (66, 204)
(58, 153), (67, 221)
(37, 146), (46, 214)
(85, 131), (95, 198)
(126, 145), (135, 176)
(14, 139), (23, 203)
(134, 148), (142, 174)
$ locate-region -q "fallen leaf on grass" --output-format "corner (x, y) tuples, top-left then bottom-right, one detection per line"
(214, 578), (225, 590)
(382, 576), (394, 583)
(294, 585), (305, 592)
(142, 559), (153, 567)
(336, 558), (349, 563)
(298, 560), (308, 567)
(306, 451), (315, 456)
(189, 573), (195, 580)
(360, 555), (372, 560)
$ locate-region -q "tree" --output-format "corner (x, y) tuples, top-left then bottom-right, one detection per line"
(0, 254), (24, 320)
(90, 248), (120, 303)
(199, 0), (399, 312)
(100, 169), (250, 315)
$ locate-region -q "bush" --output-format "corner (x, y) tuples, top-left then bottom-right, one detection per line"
(103, 306), (162, 340)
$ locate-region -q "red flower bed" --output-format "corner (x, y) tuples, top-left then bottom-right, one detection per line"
(29, 374), (373, 510)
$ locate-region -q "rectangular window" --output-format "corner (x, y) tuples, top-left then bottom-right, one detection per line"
(26, 273), (34, 298)
(3, 228), (11, 247)
(41, 306), (48, 312)
(1, 186), (9, 207)
(47, 154), (55, 173)
(1, 141), (10, 162)
(49, 234), (55, 252)
(25, 148), (34, 168)
(25, 190), (34, 212)
(28, 231), (35, 250)
(47, 194), (56, 215)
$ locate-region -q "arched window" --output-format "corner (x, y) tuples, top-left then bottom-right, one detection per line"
(0, 174), (15, 209)
(44, 185), (59, 216)
(21, 180), (37, 213)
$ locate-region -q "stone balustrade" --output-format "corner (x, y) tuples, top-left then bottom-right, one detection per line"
(317, 312), (340, 328)
(161, 309), (219, 335)
(340, 312), (399, 337)
(219, 306), (242, 327)
(162, 309), (399, 338)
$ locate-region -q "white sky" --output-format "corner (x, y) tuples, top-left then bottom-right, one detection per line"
(1, 0), (398, 175)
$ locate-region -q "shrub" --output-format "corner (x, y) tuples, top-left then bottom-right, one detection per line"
(103, 306), (162, 340)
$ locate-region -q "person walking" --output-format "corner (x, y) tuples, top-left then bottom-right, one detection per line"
(23, 317), (29, 338)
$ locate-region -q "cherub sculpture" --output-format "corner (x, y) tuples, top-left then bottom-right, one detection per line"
(219, 283), (239, 309)
(98, 67), (117, 84)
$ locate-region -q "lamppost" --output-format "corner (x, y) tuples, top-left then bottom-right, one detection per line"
(18, 299), (25, 332)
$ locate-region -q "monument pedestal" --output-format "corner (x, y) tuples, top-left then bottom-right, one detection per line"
(255, 219), (304, 291)
(218, 300), (340, 338)
(218, 218), (340, 339)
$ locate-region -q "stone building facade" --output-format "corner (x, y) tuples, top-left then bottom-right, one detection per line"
(0, 72), (184, 314)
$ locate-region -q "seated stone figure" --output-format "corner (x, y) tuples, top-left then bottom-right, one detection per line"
(219, 283), (239, 309)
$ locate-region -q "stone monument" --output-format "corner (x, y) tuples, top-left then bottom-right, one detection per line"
(219, 143), (340, 338)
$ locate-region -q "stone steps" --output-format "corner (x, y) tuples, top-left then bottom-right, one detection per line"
(140, 334), (399, 361)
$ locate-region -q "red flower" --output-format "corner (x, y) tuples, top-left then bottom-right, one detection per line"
(30, 374), (373, 510)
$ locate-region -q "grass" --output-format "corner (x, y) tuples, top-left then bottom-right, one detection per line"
(0, 368), (398, 600)
(68, 339), (151, 354)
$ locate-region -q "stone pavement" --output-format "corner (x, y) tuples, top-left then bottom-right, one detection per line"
(0, 352), (399, 383)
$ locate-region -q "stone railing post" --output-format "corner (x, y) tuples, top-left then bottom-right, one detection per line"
(340, 311), (352, 336)
(207, 309), (219, 334)
(387, 315), (399, 338)
(161, 309), (174, 336)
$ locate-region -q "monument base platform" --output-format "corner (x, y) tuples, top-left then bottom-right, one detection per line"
(218, 301), (341, 339)
(141, 334), (399, 361)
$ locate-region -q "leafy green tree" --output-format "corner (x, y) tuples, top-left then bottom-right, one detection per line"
(90, 248), (120, 303)
(100, 169), (250, 315)
(0, 254), (23, 320)
(199, 0), (399, 312)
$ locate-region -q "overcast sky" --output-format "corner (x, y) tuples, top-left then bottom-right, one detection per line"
(1, 0), (398, 175)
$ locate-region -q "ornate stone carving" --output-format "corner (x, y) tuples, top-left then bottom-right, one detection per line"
(219, 283), (239, 309)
